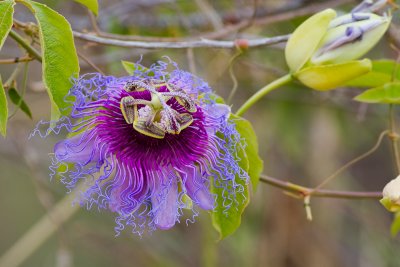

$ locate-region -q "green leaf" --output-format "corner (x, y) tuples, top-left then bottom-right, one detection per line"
(391, 212), (400, 237)
(121, 60), (136, 75)
(0, 76), (7, 137)
(347, 60), (400, 88)
(8, 88), (32, 119)
(354, 82), (400, 104)
(231, 114), (263, 190)
(121, 60), (154, 76)
(0, 0), (14, 51)
(20, 0), (80, 119)
(210, 114), (263, 239)
(73, 0), (99, 16)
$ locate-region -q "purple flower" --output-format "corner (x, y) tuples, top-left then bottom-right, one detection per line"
(34, 59), (248, 234)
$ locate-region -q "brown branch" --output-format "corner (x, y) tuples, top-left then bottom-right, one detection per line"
(79, 0), (353, 42)
(77, 50), (105, 75)
(259, 174), (383, 200)
(73, 31), (289, 49)
(252, 0), (354, 27)
(0, 56), (33, 64)
(197, 0), (355, 39)
(309, 130), (389, 193)
(389, 104), (400, 173)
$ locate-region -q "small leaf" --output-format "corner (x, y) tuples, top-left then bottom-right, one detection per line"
(347, 60), (400, 88)
(121, 61), (136, 75)
(354, 82), (400, 104)
(296, 59), (372, 90)
(0, 77), (8, 137)
(391, 212), (400, 237)
(0, 0), (15, 51)
(211, 115), (263, 239)
(20, 0), (80, 119)
(285, 9), (336, 73)
(121, 60), (154, 76)
(73, 0), (99, 16)
(8, 88), (33, 119)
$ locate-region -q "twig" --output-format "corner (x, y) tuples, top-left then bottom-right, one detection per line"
(194, 0), (223, 30)
(227, 50), (243, 104)
(309, 130), (389, 193)
(8, 30), (42, 62)
(202, 0), (354, 39)
(389, 104), (400, 173)
(87, 10), (101, 35)
(259, 174), (382, 199)
(8, 62), (29, 119)
(4, 64), (24, 88)
(186, 48), (197, 74)
(73, 31), (289, 49)
(252, 0), (353, 28)
(77, 50), (105, 75)
(0, 56), (33, 64)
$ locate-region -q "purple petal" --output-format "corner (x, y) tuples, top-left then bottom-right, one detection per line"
(183, 168), (214, 210)
(151, 177), (178, 230)
(54, 132), (99, 164)
(208, 103), (230, 121)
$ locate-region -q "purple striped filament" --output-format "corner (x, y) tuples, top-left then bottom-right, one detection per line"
(34, 60), (249, 234)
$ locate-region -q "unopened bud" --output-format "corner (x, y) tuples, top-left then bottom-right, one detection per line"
(285, 8), (391, 91)
(311, 13), (391, 65)
(381, 175), (400, 212)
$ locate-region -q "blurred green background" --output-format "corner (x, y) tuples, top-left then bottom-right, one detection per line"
(1, 0), (400, 266)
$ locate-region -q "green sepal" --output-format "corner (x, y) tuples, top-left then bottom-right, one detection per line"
(295, 59), (372, 90)
(380, 197), (400, 213)
(354, 82), (400, 104)
(285, 9), (336, 73)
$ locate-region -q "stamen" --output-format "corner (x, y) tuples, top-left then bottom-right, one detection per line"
(120, 96), (152, 124)
(120, 79), (197, 138)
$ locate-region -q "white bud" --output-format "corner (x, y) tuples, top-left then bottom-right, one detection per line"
(383, 175), (400, 203)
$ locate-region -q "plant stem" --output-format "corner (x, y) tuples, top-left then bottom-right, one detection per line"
(259, 174), (382, 199)
(389, 104), (400, 174)
(309, 130), (389, 193)
(8, 30), (42, 63)
(227, 50), (243, 105)
(0, 170), (383, 267)
(235, 74), (292, 116)
(0, 187), (81, 267)
(0, 56), (33, 64)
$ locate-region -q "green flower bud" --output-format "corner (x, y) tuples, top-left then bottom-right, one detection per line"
(381, 175), (400, 212)
(311, 13), (391, 65)
(285, 9), (391, 91)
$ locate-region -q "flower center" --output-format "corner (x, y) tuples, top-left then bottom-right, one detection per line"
(120, 79), (197, 139)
